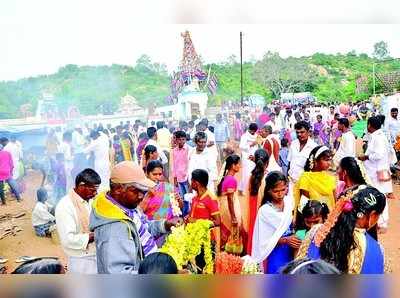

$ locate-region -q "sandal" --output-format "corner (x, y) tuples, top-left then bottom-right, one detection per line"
(0, 257), (8, 264)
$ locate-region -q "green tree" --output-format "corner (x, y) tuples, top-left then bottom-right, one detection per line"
(373, 41), (390, 60)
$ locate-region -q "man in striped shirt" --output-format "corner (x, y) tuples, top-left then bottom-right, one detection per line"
(90, 161), (182, 274)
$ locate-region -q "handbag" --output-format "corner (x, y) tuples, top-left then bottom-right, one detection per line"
(377, 170), (391, 182)
(224, 226), (243, 255)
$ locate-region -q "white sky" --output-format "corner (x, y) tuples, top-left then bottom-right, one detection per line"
(1, 0), (399, 82)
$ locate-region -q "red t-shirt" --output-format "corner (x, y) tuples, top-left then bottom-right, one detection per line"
(190, 190), (220, 220)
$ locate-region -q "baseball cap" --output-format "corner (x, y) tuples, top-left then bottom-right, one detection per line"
(110, 161), (156, 191)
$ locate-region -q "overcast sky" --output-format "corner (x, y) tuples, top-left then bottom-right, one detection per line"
(1, 0), (399, 82)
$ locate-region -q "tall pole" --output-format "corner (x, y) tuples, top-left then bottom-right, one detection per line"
(240, 31), (243, 106)
(373, 62), (376, 96)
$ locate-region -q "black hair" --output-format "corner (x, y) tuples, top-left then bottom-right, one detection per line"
(263, 125), (272, 134)
(339, 157), (366, 186)
(191, 169), (209, 188)
(194, 131), (207, 143)
(156, 121), (164, 130)
(90, 130), (100, 139)
(260, 171), (288, 205)
(147, 127), (157, 139)
(304, 145), (331, 172)
(146, 160), (163, 174)
(249, 149), (269, 196)
(281, 258), (340, 274)
(217, 154), (241, 196)
(174, 130), (187, 139)
(201, 118), (209, 127)
(367, 116), (382, 130)
(377, 115), (385, 127)
(144, 145), (157, 160)
(75, 168), (101, 187)
(391, 107), (398, 113)
(281, 138), (289, 147)
(338, 118), (350, 128)
(12, 258), (63, 274)
(296, 200), (329, 229)
(138, 132), (148, 140)
(294, 120), (311, 131)
(138, 252), (178, 274)
(248, 123), (258, 132)
(208, 126), (214, 133)
(320, 185), (386, 273)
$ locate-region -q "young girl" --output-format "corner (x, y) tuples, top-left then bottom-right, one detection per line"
(251, 171), (301, 274)
(297, 185), (386, 274)
(216, 154), (242, 249)
(295, 200), (329, 241)
(245, 148), (269, 255)
(294, 145), (336, 215)
(141, 145), (159, 171)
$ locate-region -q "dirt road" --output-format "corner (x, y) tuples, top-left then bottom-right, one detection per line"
(0, 170), (399, 273)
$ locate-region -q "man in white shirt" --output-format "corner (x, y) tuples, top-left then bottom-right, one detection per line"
(239, 123), (259, 194)
(55, 168), (101, 274)
(287, 121), (317, 183)
(384, 107), (400, 144)
(84, 130), (111, 190)
(359, 116), (395, 231)
(333, 118), (356, 167)
(188, 132), (218, 191)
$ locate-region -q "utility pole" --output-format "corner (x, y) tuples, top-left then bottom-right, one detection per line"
(372, 62), (376, 96)
(240, 31), (243, 106)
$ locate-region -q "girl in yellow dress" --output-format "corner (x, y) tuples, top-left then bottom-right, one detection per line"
(294, 145), (336, 218)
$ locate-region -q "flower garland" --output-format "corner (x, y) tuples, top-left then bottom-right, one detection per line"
(169, 192), (182, 217)
(241, 258), (263, 275)
(215, 252), (243, 274)
(160, 219), (214, 274)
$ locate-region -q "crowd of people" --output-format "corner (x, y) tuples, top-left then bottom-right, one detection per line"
(2, 99), (400, 274)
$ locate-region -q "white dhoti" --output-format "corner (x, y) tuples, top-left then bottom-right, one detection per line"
(68, 255), (98, 274)
(370, 177), (392, 229)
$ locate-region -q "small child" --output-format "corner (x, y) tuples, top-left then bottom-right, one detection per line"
(295, 200), (329, 240)
(31, 188), (56, 237)
(278, 138), (289, 177)
(53, 153), (66, 204)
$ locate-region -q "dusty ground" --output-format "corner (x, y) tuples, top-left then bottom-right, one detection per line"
(0, 170), (399, 273)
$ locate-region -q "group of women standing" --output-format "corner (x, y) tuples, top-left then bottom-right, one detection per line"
(215, 144), (386, 274)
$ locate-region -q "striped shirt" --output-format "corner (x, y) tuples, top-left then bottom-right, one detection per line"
(106, 195), (157, 256)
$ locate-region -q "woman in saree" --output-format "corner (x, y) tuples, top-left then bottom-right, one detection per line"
(140, 160), (183, 222)
(296, 185), (386, 274)
(244, 148), (269, 255)
(294, 145), (336, 218)
(216, 154), (242, 250)
(336, 156), (368, 196)
(251, 171), (301, 273)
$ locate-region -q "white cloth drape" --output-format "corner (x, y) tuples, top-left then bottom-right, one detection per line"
(251, 195), (293, 264)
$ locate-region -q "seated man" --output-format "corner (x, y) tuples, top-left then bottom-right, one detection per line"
(90, 161), (181, 274)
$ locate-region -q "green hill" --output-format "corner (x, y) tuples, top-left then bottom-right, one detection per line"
(0, 52), (399, 119)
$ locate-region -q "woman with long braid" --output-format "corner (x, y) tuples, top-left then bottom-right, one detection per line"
(244, 148), (269, 255)
(216, 154), (242, 249)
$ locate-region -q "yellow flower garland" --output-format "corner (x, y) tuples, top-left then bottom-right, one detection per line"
(160, 219), (214, 274)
